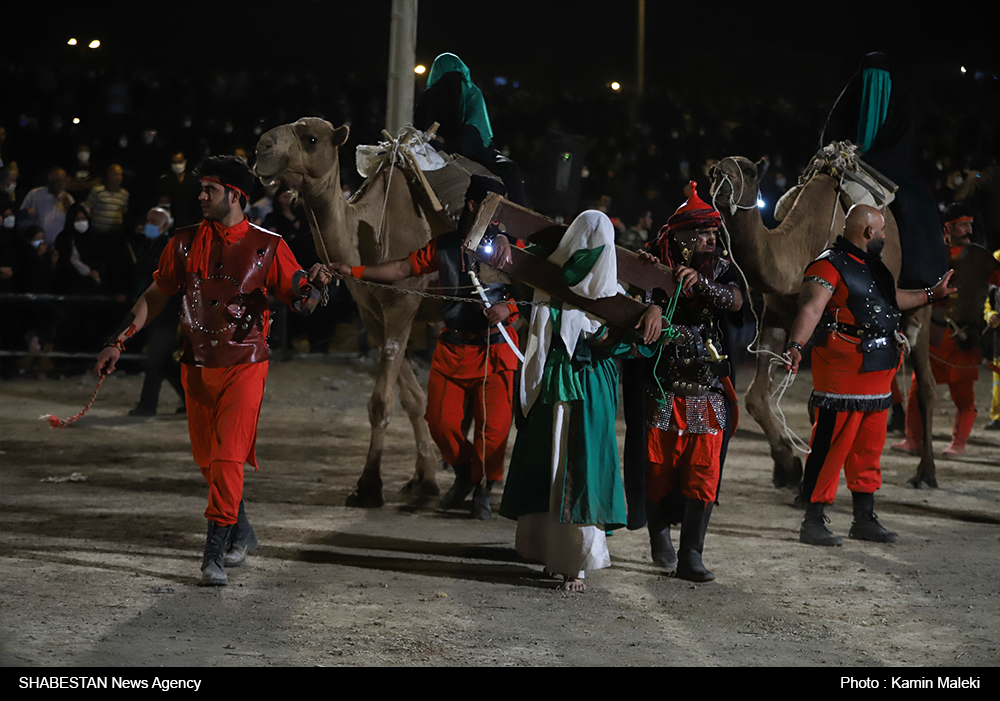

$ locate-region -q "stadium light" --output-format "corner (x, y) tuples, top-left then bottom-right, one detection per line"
(67, 38), (78, 46)
(414, 65), (426, 75)
(610, 82), (621, 91)
(88, 40), (101, 49)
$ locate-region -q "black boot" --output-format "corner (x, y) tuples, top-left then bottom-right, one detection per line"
(676, 499), (715, 582)
(800, 502), (843, 546)
(439, 462), (474, 511)
(646, 500), (677, 573)
(849, 492), (898, 543)
(471, 480), (497, 520)
(199, 521), (234, 586)
(224, 501), (258, 567)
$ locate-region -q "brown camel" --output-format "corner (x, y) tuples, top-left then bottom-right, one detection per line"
(708, 156), (942, 489)
(253, 117), (450, 507)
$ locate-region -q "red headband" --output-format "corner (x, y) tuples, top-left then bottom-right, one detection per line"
(945, 215), (973, 226)
(201, 177), (248, 202)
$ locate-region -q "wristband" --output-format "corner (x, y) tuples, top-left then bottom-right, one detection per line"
(924, 287), (934, 304)
(105, 338), (127, 352)
(351, 265), (366, 279)
(786, 341), (803, 352)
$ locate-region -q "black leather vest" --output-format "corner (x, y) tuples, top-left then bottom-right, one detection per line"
(436, 232), (507, 332)
(817, 247), (901, 372)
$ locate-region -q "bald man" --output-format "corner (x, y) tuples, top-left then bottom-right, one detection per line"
(785, 205), (955, 546)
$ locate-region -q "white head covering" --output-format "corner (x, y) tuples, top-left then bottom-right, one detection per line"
(520, 210), (621, 415)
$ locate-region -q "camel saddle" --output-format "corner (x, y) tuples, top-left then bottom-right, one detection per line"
(353, 125), (500, 235)
(463, 193), (676, 330)
(775, 141), (898, 222)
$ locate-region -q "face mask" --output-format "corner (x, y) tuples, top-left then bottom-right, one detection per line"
(171, 162), (186, 174)
(74, 220), (89, 233)
(775, 177), (787, 189)
(4, 183), (14, 194)
(78, 151), (90, 164)
(119, 136), (128, 148)
(32, 238), (43, 249)
(953, 176), (964, 187)
(144, 223), (163, 239)
(3, 215), (14, 228)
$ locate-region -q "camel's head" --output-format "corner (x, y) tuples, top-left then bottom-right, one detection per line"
(254, 117), (350, 192)
(708, 156), (767, 215)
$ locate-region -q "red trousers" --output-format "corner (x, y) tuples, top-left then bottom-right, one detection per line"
(801, 407), (885, 504)
(645, 395), (725, 504)
(182, 362), (268, 525)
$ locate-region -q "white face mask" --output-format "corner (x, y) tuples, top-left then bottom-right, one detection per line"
(78, 151), (91, 164)
(171, 162), (186, 174)
(3, 215), (15, 228)
(74, 220), (89, 233)
(5, 182), (16, 194)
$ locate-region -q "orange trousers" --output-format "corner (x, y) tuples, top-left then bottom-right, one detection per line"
(425, 365), (514, 484)
(801, 407), (885, 504)
(181, 362), (268, 525)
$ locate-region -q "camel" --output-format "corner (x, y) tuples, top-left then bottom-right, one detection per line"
(253, 117), (461, 507)
(708, 156), (942, 489)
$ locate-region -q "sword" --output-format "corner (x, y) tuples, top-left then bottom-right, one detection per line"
(468, 269), (524, 363)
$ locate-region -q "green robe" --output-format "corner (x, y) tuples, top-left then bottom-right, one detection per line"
(499, 303), (629, 528)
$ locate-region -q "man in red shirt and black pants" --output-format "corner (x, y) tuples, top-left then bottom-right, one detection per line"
(96, 156), (331, 585)
(786, 205), (954, 546)
(331, 176), (517, 519)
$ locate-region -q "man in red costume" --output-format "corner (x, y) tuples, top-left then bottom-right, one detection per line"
(786, 205), (954, 546)
(640, 183), (745, 582)
(893, 203), (998, 456)
(95, 156), (331, 586)
(330, 176), (517, 519)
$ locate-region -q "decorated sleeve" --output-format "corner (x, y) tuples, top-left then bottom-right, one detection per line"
(803, 259), (840, 296)
(268, 238), (308, 306)
(408, 238), (440, 277)
(152, 238), (184, 296)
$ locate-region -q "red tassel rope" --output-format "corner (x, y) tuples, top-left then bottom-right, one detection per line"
(41, 375), (106, 429)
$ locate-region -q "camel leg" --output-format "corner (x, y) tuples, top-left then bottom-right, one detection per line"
(345, 297), (418, 507)
(744, 320), (804, 489)
(396, 358), (440, 497)
(905, 307), (938, 488)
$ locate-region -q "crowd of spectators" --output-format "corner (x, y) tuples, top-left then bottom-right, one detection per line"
(1, 51), (996, 377)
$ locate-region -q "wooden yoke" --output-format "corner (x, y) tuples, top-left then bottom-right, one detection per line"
(463, 193), (676, 330)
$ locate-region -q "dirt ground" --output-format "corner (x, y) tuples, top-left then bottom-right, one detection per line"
(1, 356), (997, 667)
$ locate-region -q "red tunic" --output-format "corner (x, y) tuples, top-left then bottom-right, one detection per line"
(804, 256), (900, 400)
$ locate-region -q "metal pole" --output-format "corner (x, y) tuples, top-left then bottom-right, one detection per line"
(637, 0), (645, 98)
(386, 0), (419, 135)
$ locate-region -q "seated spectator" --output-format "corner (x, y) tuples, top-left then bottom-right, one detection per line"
(66, 143), (102, 200)
(86, 164), (129, 236)
(21, 168), (74, 244)
(53, 203), (104, 294)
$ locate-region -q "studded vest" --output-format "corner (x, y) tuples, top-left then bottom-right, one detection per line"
(174, 223), (280, 367)
(816, 247), (902, 373)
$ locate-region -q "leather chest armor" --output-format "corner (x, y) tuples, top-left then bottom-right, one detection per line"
(817, 247), (901, 372)
(436, 231), (507, 332)
(174, 223), (280, 367)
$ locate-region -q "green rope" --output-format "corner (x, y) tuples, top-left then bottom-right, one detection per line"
(651, 290), (682, 406)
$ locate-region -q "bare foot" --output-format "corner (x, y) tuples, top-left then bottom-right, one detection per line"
(557, 576), (586, 593)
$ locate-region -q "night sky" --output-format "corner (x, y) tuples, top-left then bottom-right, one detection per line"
(6, 1), (997, 102)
